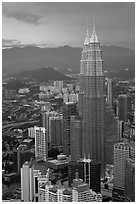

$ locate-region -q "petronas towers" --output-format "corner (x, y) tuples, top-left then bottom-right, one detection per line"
(71, 24), (106, 177)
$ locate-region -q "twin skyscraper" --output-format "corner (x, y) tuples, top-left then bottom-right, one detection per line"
(70, 25), (106, 177)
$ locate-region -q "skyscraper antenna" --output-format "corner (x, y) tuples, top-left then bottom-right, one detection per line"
(93, 12), (95, 32)
(86, 16), (89, 33)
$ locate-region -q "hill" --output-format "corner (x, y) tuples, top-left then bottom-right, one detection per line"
(2, 45), (135, 76)
(13, 67), (71, 82)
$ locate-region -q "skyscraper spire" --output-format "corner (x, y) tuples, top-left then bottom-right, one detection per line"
(84, 18), (90, 46)
(90, 14), (99, 43)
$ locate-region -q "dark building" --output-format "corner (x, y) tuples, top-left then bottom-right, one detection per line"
(118, 94), (131, 122)
(107, 78), (113, 106)
(68, 161), (84, 187)
(125, 158), (135, 202)
(105, 103), (119, 164)
(78, 26), (106, 177)
(13, 149), (33, 174)
(68, 159), (101, 193)
(70, 116), (82, 161)
(63, 102), (77, 155)
(49, 115), (63, 147)
(89, 161), (101, 193)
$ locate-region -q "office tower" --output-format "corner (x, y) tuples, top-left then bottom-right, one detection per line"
(68, 158), (101, 193)
(72, 171), (102, 202)
(118, 94), (132, 122)
(49, 114), (63, 146)
(13, 148), (32, 174)
(113, 142), (130, 201)
(63, 102), (77, 155)
(124, 158), (135, 202)
(33, 160), (47, 202)
(79, 26), (106, 176)
(70, 116), (82, 161)
(21, 161), (34, 202)
(113, 99), (118, 116)
(105, 103), (119, 164)
(68, 161), (84, 187)
(118, 120), (124, 141)
(34, 126), (47, 161)
(107, 78), (113, 106)
(28, 127), (35, 138)
(89, 161), (101, 193)
(40, 110), (59, 144)
(40, 110), (48, 129)
(80, 157), (101, 193)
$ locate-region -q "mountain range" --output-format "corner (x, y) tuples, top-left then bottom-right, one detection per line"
(2, 45), (135, 77)
(13, 67), (71, 82)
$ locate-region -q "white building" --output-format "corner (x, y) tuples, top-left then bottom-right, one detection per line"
(21, 161), (34, 202)
(63, 92), (69, 103)
(113, 142), (130, 190)
(18, 88), (30, 94)
(28, 127), (35, 138)
(34, 126), (47, 161)
(69, 93), (78, 103)
(72, 178), (102, 202)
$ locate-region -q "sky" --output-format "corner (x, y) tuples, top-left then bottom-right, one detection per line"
(2, 2), (135, 49)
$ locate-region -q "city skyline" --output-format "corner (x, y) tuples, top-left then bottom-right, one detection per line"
(2, 2), (135, 202)
(2, 2), (135, 49)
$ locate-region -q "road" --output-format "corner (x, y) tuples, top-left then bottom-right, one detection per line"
(2, 120), (39, 132)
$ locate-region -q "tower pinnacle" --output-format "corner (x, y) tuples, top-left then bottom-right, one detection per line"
(90, 14), (99, 43)
(84, 19), (90, 45)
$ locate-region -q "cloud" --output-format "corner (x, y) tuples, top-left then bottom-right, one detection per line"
(2, 39), (21, 48)
(3, 10), (43, 25)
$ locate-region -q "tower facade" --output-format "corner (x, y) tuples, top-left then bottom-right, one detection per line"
(63, 102), (77, 155)
(124, 158), (135, 202)
(118, 94), (131, 122)
(21, 161), (34, 202)
(113, 142), (130, 201)
(79, 26), (106, 176)
(107, 78), (113, 106)
(34, 126), (47, 161)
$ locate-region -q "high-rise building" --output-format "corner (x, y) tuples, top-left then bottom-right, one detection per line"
(34, 126), (47, 161)
(68, 161), (84, 187)
(72, 173), (102, 202)
(124, 158), (135, 202)
(21, 161), (34, 202)
(70, 116), (82, 161)
(32, 160), (47, 202)
(13, 148), (32, 174)
(68, 158), (101, 193)
(105, 103), (119, 164)
(118, 120), (124, 141)
(28, 127), (35, 138)
(49, 114), (63, 146)
(118, 94), (131, 122)
(40, 110), (60, 145)
(113, 142), (131, 201)
(78, 26), (106, 176)
(89, 161), (101, 193)
(107, 78), (113, 106)
(63, 102), (77, 155)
